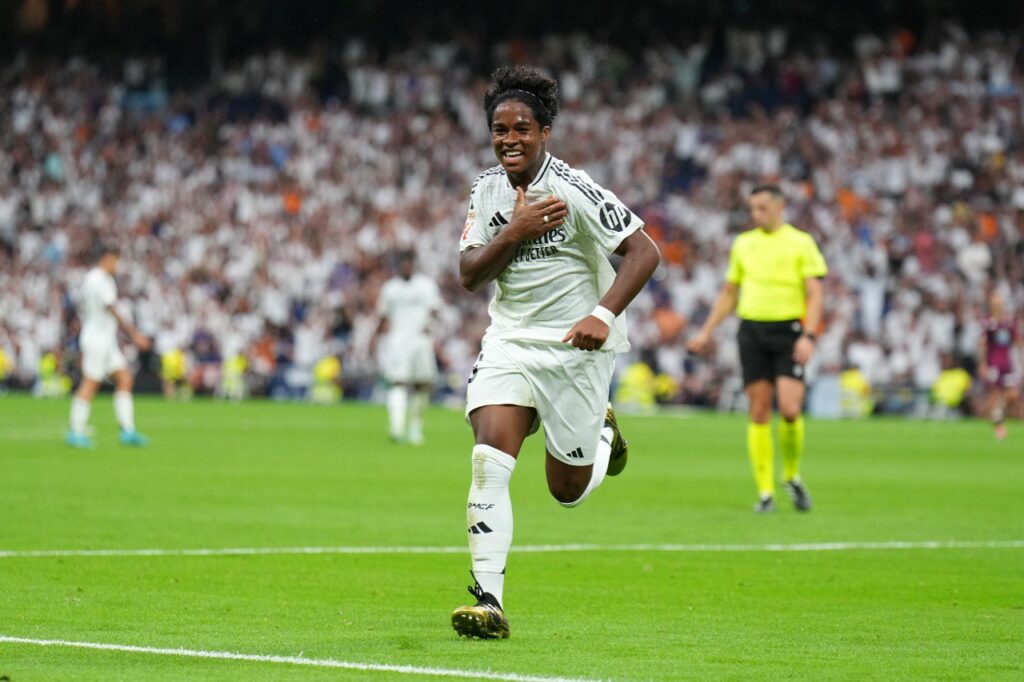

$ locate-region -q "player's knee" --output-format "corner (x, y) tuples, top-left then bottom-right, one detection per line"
(76, 379), (98, 400)
(548, 479), (587, 505)
(749, 403), (772, 423)
(780, 404), (802, 422)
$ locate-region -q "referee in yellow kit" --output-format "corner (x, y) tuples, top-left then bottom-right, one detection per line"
(688, 184), (827, 513)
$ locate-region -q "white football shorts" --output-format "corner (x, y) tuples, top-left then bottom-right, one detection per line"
(80, 334), (127, 382)
(464, 338), (615, 466)
(380, 333), (438, 384)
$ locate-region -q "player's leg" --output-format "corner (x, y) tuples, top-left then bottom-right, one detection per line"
(407, 383), (430, 445)
(113, 367), (148, 446)
(380, 334), (411, 442)
(738, 321), (777, 512)
(385, 382), (409, 442)
(453, 342), (535, 639)
(771, 322), (811, 511)
(532, 346), (618, 507)
(545, 455), (594, 504)
(746, 380), (776, 512)
(69, 338), (111, 448)
(543, 410), (621, 506)
(467, 405), (532, 603)
(984, 385), (1001, 439)
(406, 338), (437, 445)
(452, 404), (533, 639)
(777, 376), (811, 511)
(994, 384), (1016, 440)
(68, 376), (100, 448)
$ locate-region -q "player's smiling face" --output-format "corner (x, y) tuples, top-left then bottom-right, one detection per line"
(491, 100), (550, 181)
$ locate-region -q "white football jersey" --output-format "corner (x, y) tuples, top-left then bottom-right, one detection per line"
(377, 273), (441, 338)
(459, 153), (643, 352)
(80, 267), (118, 341)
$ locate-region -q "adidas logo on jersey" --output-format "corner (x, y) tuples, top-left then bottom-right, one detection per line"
(488, 212), (509, 227)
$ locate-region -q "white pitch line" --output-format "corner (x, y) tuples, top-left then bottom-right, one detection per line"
(0, 636), (597, 682)
(0, 539), (1022, 559)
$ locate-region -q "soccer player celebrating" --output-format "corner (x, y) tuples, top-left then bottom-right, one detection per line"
(373, 250), (443, 445)
(67, 245), (151, 449)
(979, 291), (1022, 440)
(452, 66), (660, 638)
(688, 185), (827, 513)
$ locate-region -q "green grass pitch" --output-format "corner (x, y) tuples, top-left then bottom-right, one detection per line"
(1, 394), (1022, 680)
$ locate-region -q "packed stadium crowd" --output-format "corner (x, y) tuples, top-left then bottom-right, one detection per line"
(1, 22), (1022, 414)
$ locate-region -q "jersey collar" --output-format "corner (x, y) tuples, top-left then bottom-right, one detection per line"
(506, 152), (553, 192)
(756, 223), (792, 235)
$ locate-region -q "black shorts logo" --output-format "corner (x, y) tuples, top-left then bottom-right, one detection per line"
(598, 202), (631, 233)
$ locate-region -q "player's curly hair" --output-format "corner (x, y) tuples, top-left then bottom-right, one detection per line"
(483, 66), (560, 130)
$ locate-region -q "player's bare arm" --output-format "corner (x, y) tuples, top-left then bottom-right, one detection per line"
(793, 277), (823, 365)
(372, 315), (389, 346)
(459, 187), (567, 292)
(687, 282), (739, 354)
(106, 304), (150, 351)
(562, 230), (660, 351)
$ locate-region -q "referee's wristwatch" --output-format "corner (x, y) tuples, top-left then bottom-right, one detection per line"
(801, 332), (817, 342)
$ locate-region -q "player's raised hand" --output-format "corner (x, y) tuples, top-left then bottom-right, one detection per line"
(562, 315), (609, 351)
(509, 187), (567, 241)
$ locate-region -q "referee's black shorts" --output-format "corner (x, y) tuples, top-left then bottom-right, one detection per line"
(737, 319), (805, 386)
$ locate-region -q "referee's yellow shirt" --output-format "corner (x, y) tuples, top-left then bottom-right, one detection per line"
(725, 224), (828, 321)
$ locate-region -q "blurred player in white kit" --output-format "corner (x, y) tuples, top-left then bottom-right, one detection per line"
(66, 245), (151, 449)
(373, 251), (442, 445)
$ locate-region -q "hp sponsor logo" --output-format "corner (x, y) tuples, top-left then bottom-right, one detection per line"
(598, 202), (631, 233)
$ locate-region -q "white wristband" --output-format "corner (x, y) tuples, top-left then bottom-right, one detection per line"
(589, 305), (616, 328)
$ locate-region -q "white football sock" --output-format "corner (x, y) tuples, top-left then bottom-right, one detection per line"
(408, 389), (428, 444)
(467, 444), (516, 608)
(386, 386), (408, 439)
(114, 391), (135, 432)
(70, 397), (91, 435)
(559, 425), (613, 508)
(474, 570), (505, 603)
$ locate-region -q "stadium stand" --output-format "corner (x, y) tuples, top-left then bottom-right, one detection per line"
(1, 15), (1021, 415)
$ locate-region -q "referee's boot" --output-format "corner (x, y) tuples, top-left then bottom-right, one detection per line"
(604, 404), (629, 476)
(451, 582), (510, 639)
(784, 480), (812, 512)
(754, 494), (776, 513)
